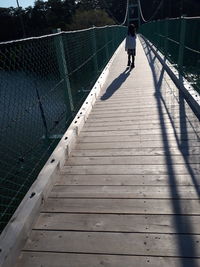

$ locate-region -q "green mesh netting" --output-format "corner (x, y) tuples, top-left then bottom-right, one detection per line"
(0, 25), (127, 233)
(139, 17), (200, 94)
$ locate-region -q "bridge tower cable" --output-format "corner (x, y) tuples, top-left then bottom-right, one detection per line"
(121, 0), (130, 25)
(137, 0), (164, 23)
(100, 0), (130, 25)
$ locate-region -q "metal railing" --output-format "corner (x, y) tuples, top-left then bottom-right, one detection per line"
(139, 17), (200, 94)
(0, 25), (127, 233)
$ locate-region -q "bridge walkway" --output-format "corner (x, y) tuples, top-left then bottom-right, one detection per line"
(16, 38), (200, 267)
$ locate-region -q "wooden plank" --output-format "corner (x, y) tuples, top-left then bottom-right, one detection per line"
(72, 147), (200, 156)
(42, 198), (200, 215)
(94, 100), (178, 107)
(81, 128), (199, 136)
(92, 103), (180, 110)
(91, 109), (180, 116)
(50, 185), (200, 199)
(34, 213), (200, 234)
(98, 91), (165, 96)
(94, 102), (174, 107)
(86, 120), (198, 130)
(75, 141), (199, 149)
(92, 106), (180, 113)
(56, 174), (198, 186)
(86, 115), (190, 123)
(97, 97), (162, 102)
(23, 230), (200, 257)
(83, 124), (174, 131)
(84, 119), (196, 127)
(66, 155), (199, 165)
(17, 252), (200, 267)
(90, 112), (196, 121)
(89, 112), (186, 120)
(62, 164), (199, 175)
(97, 98), (160, 103)
(78, 135), (199, 144)
(80, 131), (199, 140)
(99, 92), (158, 97)
(95, 98), (163, 103)
(96, 94), (180, 99)
(83, 123), (198, 132)
(91, 106), (181, 114)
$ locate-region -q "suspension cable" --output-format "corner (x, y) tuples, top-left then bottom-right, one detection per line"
(138, 0), (164, 22)
(121, 0), (130, 25)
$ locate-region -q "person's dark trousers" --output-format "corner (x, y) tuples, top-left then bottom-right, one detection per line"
(127, 49), (135, 68)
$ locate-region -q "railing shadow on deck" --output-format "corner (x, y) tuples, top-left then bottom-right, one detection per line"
(141, 38), (200, 193)
(100, 68), (131, 100)
(141, 38), (200, 267)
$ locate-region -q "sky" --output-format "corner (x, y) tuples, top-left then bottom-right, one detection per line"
(0, 0), (35, 8)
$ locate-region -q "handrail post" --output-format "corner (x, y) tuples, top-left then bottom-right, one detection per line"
(111, 26), (114, 54)
(178, 17), (186, 74)
(53, 28), (74, 116)
(157, 21), (160, 48)
(105, 26), (109, 61)
(155, 21), (159, 48)
(164, 19), (169, 57)
(114, 27), (117, 48)
(34, 81), (49, 139)
(92, 26), (99, 76)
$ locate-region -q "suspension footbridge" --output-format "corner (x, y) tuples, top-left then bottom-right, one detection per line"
(0, 1), (200, 267)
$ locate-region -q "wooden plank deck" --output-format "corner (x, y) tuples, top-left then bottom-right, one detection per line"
(16, 39), (200, 267)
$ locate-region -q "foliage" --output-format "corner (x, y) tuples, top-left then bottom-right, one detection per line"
(67, 9), (115, 30)
(0, 0), (199, 41)
(0, 0), (77, 41)
(140, 0), (200, 21)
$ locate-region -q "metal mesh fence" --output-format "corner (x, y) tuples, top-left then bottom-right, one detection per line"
(0, 25), (127, 233)
(139, 17), (200, 94)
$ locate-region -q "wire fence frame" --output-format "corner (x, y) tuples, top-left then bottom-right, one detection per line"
(0, 25), (126, 45)
(0, 25), (127, 233)
(139, 17), (200, 94)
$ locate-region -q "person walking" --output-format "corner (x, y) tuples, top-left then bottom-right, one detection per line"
(125, 24), (137, 69)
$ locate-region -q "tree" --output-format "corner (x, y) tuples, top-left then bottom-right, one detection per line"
(99, 0), (127, 24)
(0, 0), (200, 42)
(140, 0), (200, 21)
(27, 1), (48, 35)
(76, 0), (100, 10)
(67, 9), (115, 30)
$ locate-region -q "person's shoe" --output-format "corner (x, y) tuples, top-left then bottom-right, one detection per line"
(131, 63), (135, 69)
(127, 61), (131, 67)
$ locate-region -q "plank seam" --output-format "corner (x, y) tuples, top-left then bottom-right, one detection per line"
(20, 250), (200, 259)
